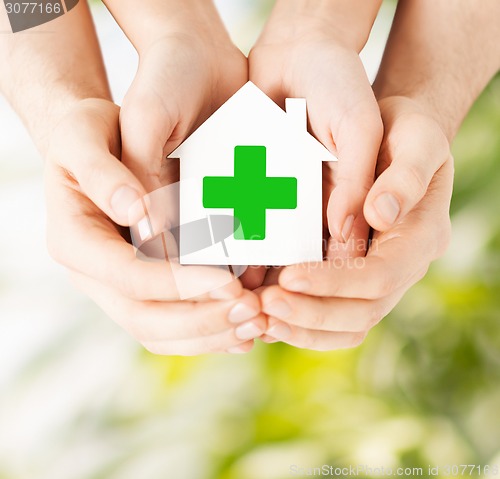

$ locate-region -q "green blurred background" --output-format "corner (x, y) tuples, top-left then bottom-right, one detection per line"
(0, 1), (499, 478)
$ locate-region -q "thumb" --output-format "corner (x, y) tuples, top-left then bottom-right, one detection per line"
(364, 107), (451, 232)
(327, 105), (383, 243)
(49, 100), (148, 227)
(59, 145), (147, 227)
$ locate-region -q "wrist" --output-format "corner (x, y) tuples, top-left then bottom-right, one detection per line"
(22, 90), (111, 157)
(374, 78), (458, 142)
(267, 0), (382, 52)
(377, 95), (452, 150)
(106, 0), (232, 54)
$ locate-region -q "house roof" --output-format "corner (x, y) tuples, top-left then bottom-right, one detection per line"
(168, 81), (337, 163)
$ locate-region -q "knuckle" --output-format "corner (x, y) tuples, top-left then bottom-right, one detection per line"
(129, 326), (149, 343)
(337, 102), (384, 146)
(115, 264), (147, 301)
(335, 173), (373, 195)
(400, 163), (428, 200)
(197, 333), (228, 355)
(193, 315), (219, 338)
(301, 333), (322, 351)
(141, 341), (167, 356)
(309, 309), (328, 330)
(366, 304), (385, 329)
(435, 216), (452, 258)
(370, 275), (398, 299)
(415, 266), (430, 284)
(426, 122), (451, 162)
(247, 46), (259, 65)
(374, 115), (384, 139)
(205, 341), (227, 355)
(310, 342), (331, 352)
(359, 307), (381, 331)
(350, 332), (367, 348)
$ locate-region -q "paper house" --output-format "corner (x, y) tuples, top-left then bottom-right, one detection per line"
(168, 81), (337, 266)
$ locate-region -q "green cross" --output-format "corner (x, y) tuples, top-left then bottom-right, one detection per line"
(203, 146), (297, 240)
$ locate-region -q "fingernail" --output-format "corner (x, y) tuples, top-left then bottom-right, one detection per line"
(260, 334), (279, 344)
(235, 321), (264, 340)
(111, 186), (141, 221)
(374, 193), (400, 225)
(267, 321), (292, 340)
(283, 279), (310, 293)
(341, 214), (355, 243)
(227, 345), (250, 354)
(264, 300), (292, 320)
(228, 303), (259, 323)
(137, 216), (152, 241)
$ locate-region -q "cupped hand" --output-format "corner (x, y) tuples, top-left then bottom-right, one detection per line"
(117, 12), (271, 289)
(119, 24), (248, 193)
(249, 6), (383, 247)
(44, 99), (266, 355)
(259, 96), (453, 350)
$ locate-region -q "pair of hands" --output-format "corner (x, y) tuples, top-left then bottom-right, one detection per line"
(44, 9), (453, 355)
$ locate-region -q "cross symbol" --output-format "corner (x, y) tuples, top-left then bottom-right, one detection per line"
(203, 146), (297, 240)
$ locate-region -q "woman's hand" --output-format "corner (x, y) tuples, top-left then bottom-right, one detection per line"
(249, 0), (383, 247)
(44, 99), (266, 355)
(117, 4), (248, 193)
(260, 97), (453, 350)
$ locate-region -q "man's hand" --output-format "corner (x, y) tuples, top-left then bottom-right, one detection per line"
(364, 97), (451, 231)
(249, 0), (383, 246)
(44, 99), (266, 355)
(259, 98), (453, 350)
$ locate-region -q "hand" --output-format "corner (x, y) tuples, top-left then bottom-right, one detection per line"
(119, 16), (248, 193)
(259, 96), (453, 350)
(249, 1), (383, 248)
(117, 6), (266, 290)
(44, 99), (266, 355)
(364, 97), (452, 232)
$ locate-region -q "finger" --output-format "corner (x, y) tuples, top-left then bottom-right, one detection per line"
(226, 341), (256, 354)
(326, 215), (370, 261)
(260, 335), (279, 344)
(263, 266), (283, 286)
(239, 266), (268, 290)
(304, 60), (382, 244)
(72, 271), (266, 356)
(279, 240), (429, 300)
(364, 99), (451, 231)
(71, 271), (262, 340)
(326, 101), (383, 243)
(50, 102), (147, 227)
(143, 325), (262, 356)
(325, 165), (370, 260)
(265, 319), (367, 352)
(252, 41), (383, 243)
(261, 285), (405, 333)
(45, 165), (243, 301)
